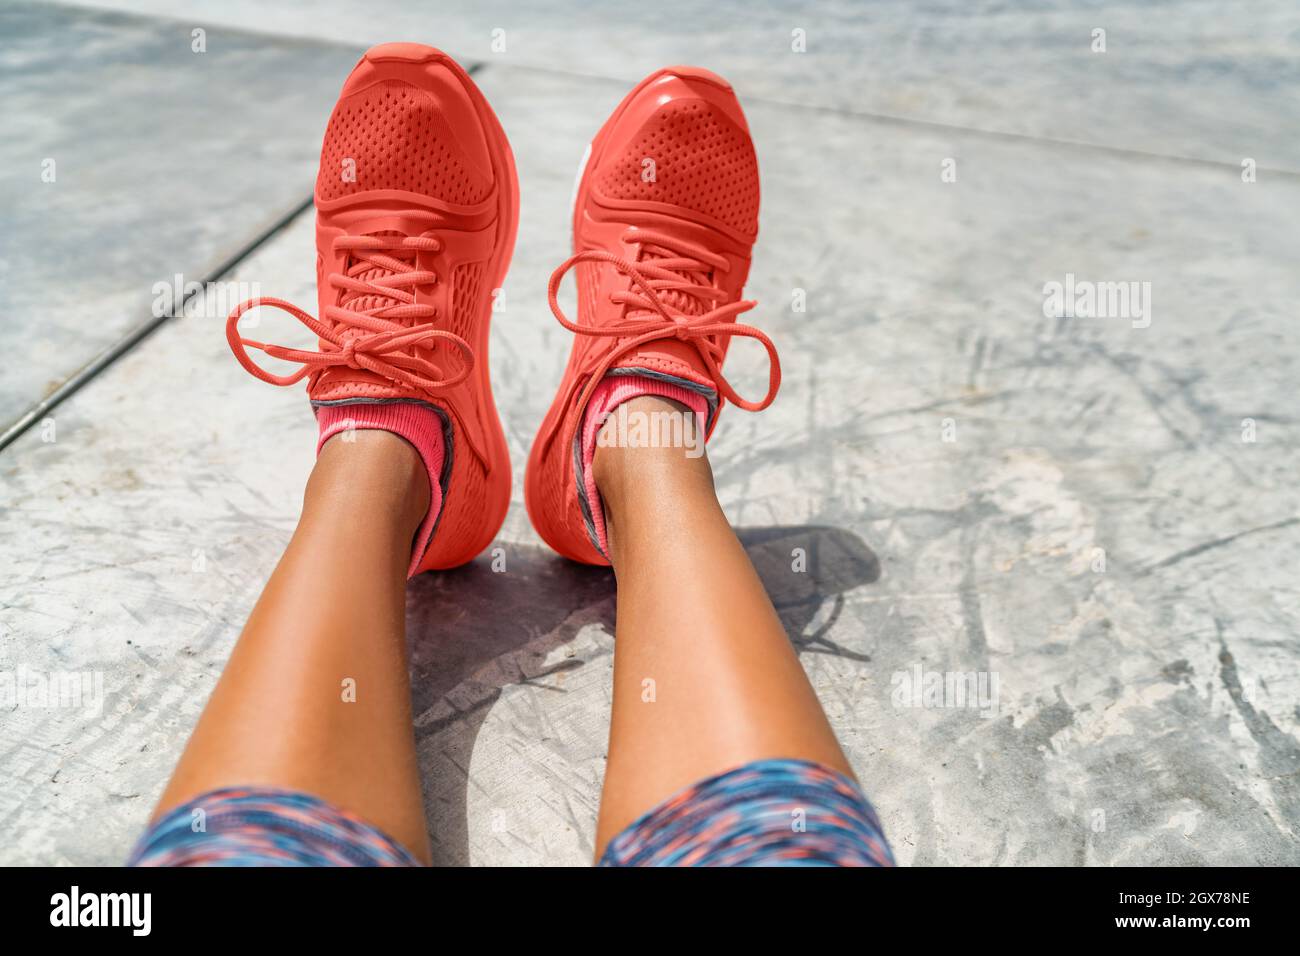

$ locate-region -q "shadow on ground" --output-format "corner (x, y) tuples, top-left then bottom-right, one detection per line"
(404, 523), (880, 864)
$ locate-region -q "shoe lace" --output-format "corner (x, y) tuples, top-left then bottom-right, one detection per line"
(225, 235), (474, 391)
(547, 227), (780, 417)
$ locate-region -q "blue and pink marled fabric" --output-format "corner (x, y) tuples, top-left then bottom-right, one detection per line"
(130, 759), (893, 868)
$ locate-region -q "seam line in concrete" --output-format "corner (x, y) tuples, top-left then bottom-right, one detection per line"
(0, 194), (312, 452)
(493, 60), (1300, 180)
(0, 61), (485, 452)
(41, 1), (1296, 179)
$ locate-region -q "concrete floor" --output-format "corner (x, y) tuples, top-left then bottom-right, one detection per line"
(2, 0), (1298, 865)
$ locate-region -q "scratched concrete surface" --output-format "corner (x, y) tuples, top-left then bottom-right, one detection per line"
(0, 1), (364, 435)
(68, 0), (1300, 168)
(1, 2), (1298, 865)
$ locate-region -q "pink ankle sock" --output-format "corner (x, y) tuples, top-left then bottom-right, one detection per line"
(315, 402), (446, 578)
(579, 375), (710, 556)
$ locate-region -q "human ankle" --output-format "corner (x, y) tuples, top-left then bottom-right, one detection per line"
(593, 397), (716, 533)
(312, 430), (430, 536)
(311, 403), (448, 576)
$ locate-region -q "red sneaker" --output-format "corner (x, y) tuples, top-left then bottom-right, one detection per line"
(226, 44), (518, 573)
(525, 66), (780, 565)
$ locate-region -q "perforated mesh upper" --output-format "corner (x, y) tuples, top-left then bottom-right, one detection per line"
(317, 80), (493, 205)
(595, 99), (759, 234)
(434, 260), (491, 560)
(448, 262), (486, 341)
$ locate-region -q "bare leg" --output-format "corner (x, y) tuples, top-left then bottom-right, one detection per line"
(154, 431), (431, 862)
(594, 396), (854, 856)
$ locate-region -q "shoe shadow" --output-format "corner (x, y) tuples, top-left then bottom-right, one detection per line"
(404, 523), (879, 866)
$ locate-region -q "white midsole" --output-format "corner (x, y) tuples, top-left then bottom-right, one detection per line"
(569, 141), (592, 244)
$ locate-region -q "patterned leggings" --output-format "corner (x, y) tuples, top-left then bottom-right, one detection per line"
(129, 758), (894, 867)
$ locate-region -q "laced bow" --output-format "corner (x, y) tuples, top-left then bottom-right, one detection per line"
(547, 227), (780, 419)
(225, 235), (473, 391)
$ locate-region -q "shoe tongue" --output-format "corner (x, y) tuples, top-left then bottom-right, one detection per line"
(609, 240), (720, 382)
(627, 241), (712, 319)
(314, 231), (416, 396)
(338, 230), (411, 319)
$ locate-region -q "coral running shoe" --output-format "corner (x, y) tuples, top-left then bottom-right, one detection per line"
(525, 66), (780, 565)
(226, 44), (518, 573)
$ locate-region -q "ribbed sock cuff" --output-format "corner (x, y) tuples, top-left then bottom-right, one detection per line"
(580, 375), (709, 556)
(315, 402), (445, 578)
